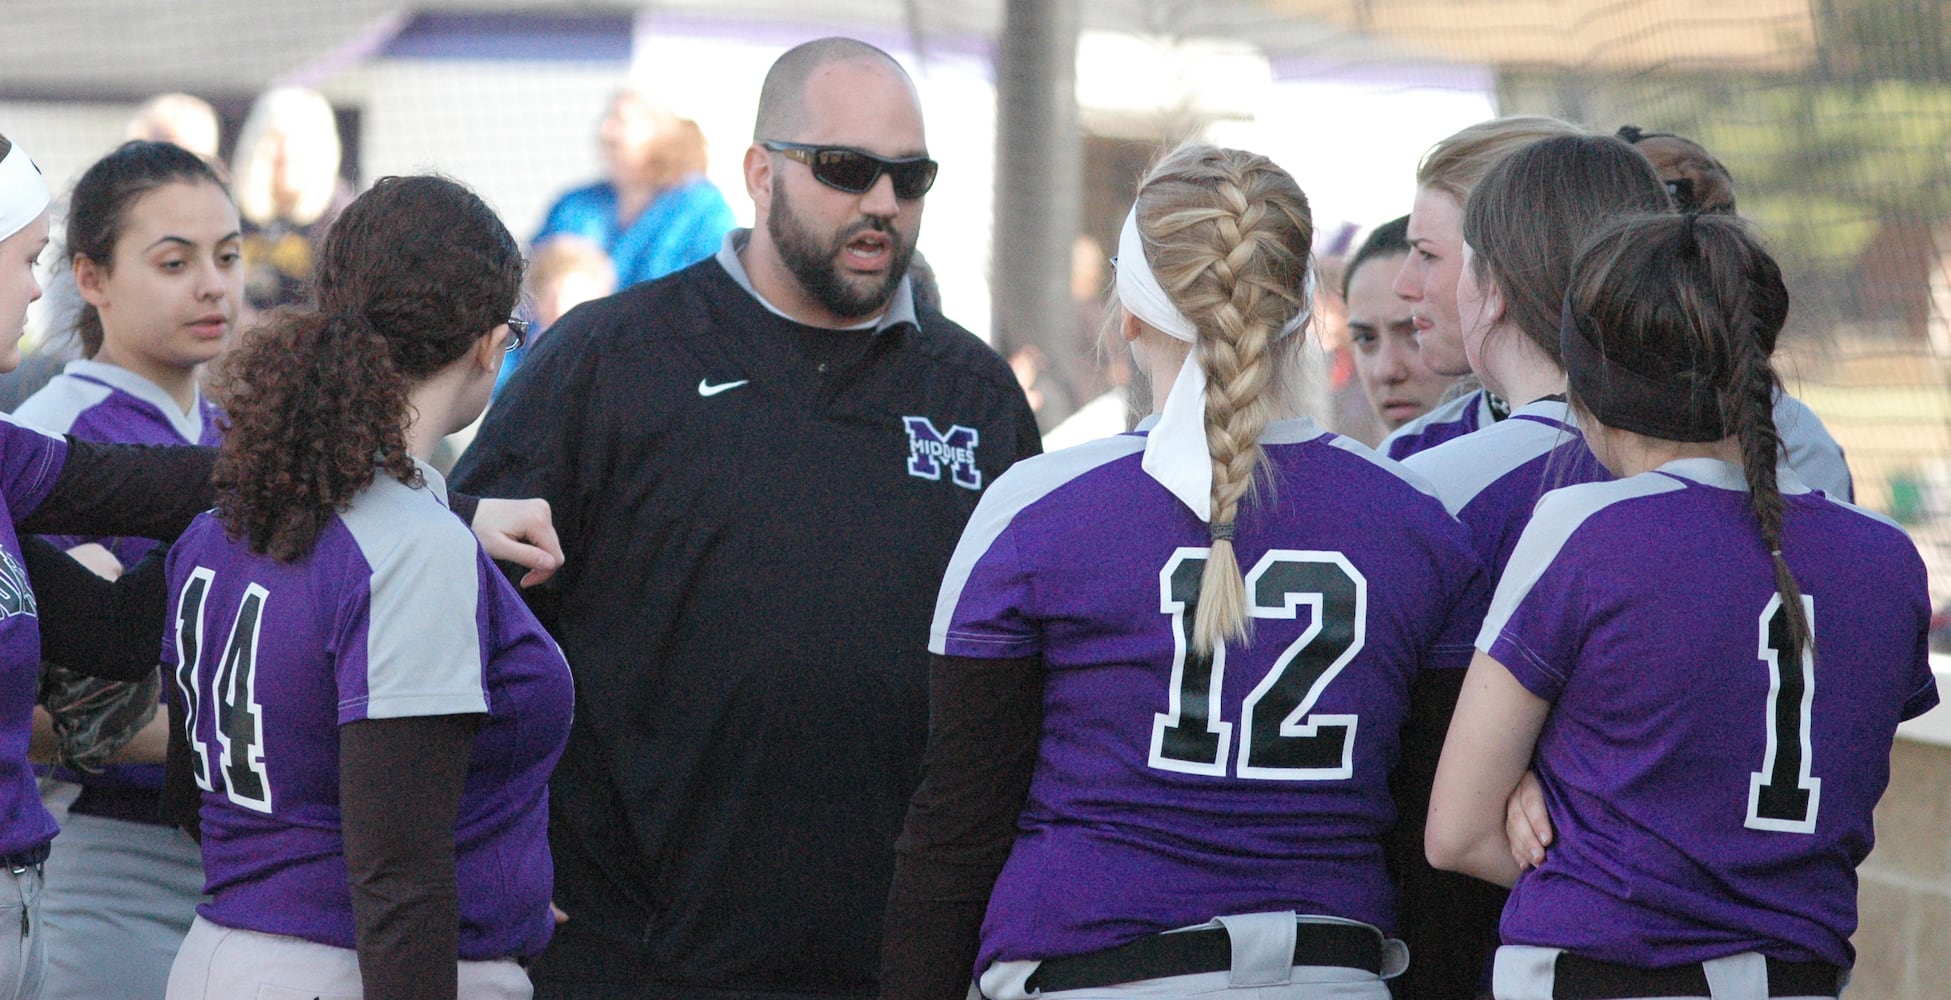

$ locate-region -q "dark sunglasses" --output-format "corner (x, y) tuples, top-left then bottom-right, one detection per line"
(761, 141), (939, 200)
(505, 316), (529, 353)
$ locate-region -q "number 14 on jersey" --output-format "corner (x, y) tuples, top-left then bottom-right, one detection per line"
(172, 567), (275, 815)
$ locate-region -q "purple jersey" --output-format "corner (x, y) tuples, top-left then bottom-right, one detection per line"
(162, 462), (573, 960)
(1404, 398), (1607, 582)
(931, 417), (1489, 969)
(0, 416), (70, 857)
(15, 360), (224, 566)
(16, 360), (226, 796)
(1482, 458), (1937, 968)
(1381, 388), (1495, 461)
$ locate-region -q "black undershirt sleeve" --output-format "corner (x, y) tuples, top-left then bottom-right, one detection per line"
(22, 438), (486, 540)
(340, 713), (482, 1000)
(1386, 666), (1507, 999)
(19, 439), (217, 541)
(882, 654), (1044, 1000)
(21, 536), (169, 683)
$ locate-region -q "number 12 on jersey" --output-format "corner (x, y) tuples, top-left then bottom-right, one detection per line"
(172, 567), (275, 814)
(1150, 548), (1366, 781)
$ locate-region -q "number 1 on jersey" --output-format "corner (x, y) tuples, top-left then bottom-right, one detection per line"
(1747, 594), (1819, 833)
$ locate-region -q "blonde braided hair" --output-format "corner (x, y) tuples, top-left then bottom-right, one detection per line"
(1134, 144), (1314, 653)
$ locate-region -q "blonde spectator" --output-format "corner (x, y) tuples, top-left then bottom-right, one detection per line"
(230, 87), (352, 313)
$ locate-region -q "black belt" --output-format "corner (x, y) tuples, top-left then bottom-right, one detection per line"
(1552, 952), (1842, 999)
(1026, 921), (1382, 993)
(0, 842), (49, 871)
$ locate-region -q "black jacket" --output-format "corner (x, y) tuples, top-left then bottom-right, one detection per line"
(454, 256), (1041, 999)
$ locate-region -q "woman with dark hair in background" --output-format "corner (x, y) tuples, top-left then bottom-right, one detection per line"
(1342, 215), (1459, 435)
(161, 175), (572, 1000)
(1426, 212), (1931, 1000)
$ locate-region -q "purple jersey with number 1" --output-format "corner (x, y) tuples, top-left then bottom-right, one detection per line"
(162, 461), (573, 960)
(1482, 458), (1937, 968)
(931, 417), (1489, 970)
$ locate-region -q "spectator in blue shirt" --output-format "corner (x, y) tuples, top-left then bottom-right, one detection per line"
(535, 89), (735, 289)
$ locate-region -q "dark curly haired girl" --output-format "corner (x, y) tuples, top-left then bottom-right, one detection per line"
(163, 175), (573, 1000)
(211, 174), (524, 560)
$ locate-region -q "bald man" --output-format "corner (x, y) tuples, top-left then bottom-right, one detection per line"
(454, 37), (1040, 999)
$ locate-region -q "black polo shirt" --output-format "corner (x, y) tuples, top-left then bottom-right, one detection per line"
(453, 251), (1041, 999)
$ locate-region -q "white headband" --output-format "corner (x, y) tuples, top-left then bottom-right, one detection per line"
(1116, 205), (1315, 523)
(0, 142), (49, 244)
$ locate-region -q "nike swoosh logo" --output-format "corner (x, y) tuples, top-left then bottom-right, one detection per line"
(697, 379), (750, 397)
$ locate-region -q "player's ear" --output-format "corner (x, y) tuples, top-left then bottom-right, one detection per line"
(473, 324), (507, 372)
(73, 254), (110, 308)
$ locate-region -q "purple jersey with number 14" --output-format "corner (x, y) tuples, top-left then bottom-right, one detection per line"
(1483, 458), (1937, 968)
(162, 461), (573, 961)
(931, 417), (1489, 970)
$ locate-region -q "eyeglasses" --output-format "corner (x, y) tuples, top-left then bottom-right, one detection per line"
(505, 317), (529, 353)
(760, 141), (939, 200)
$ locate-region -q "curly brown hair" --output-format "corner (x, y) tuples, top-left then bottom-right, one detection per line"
(211, 175), (522, 560)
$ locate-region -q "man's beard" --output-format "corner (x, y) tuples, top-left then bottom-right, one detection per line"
(767, 181), (914, 321)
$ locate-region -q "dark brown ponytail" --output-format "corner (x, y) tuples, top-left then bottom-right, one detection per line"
(210, 175), (522, 560)
(1708, 219), (1809, 664)
(1567, 212), (1807, 665)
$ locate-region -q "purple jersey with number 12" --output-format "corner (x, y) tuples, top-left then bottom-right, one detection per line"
(1483, 458), (1937, 968)
(931, 417), (1489, 970)
(162, 461), (573, 960)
